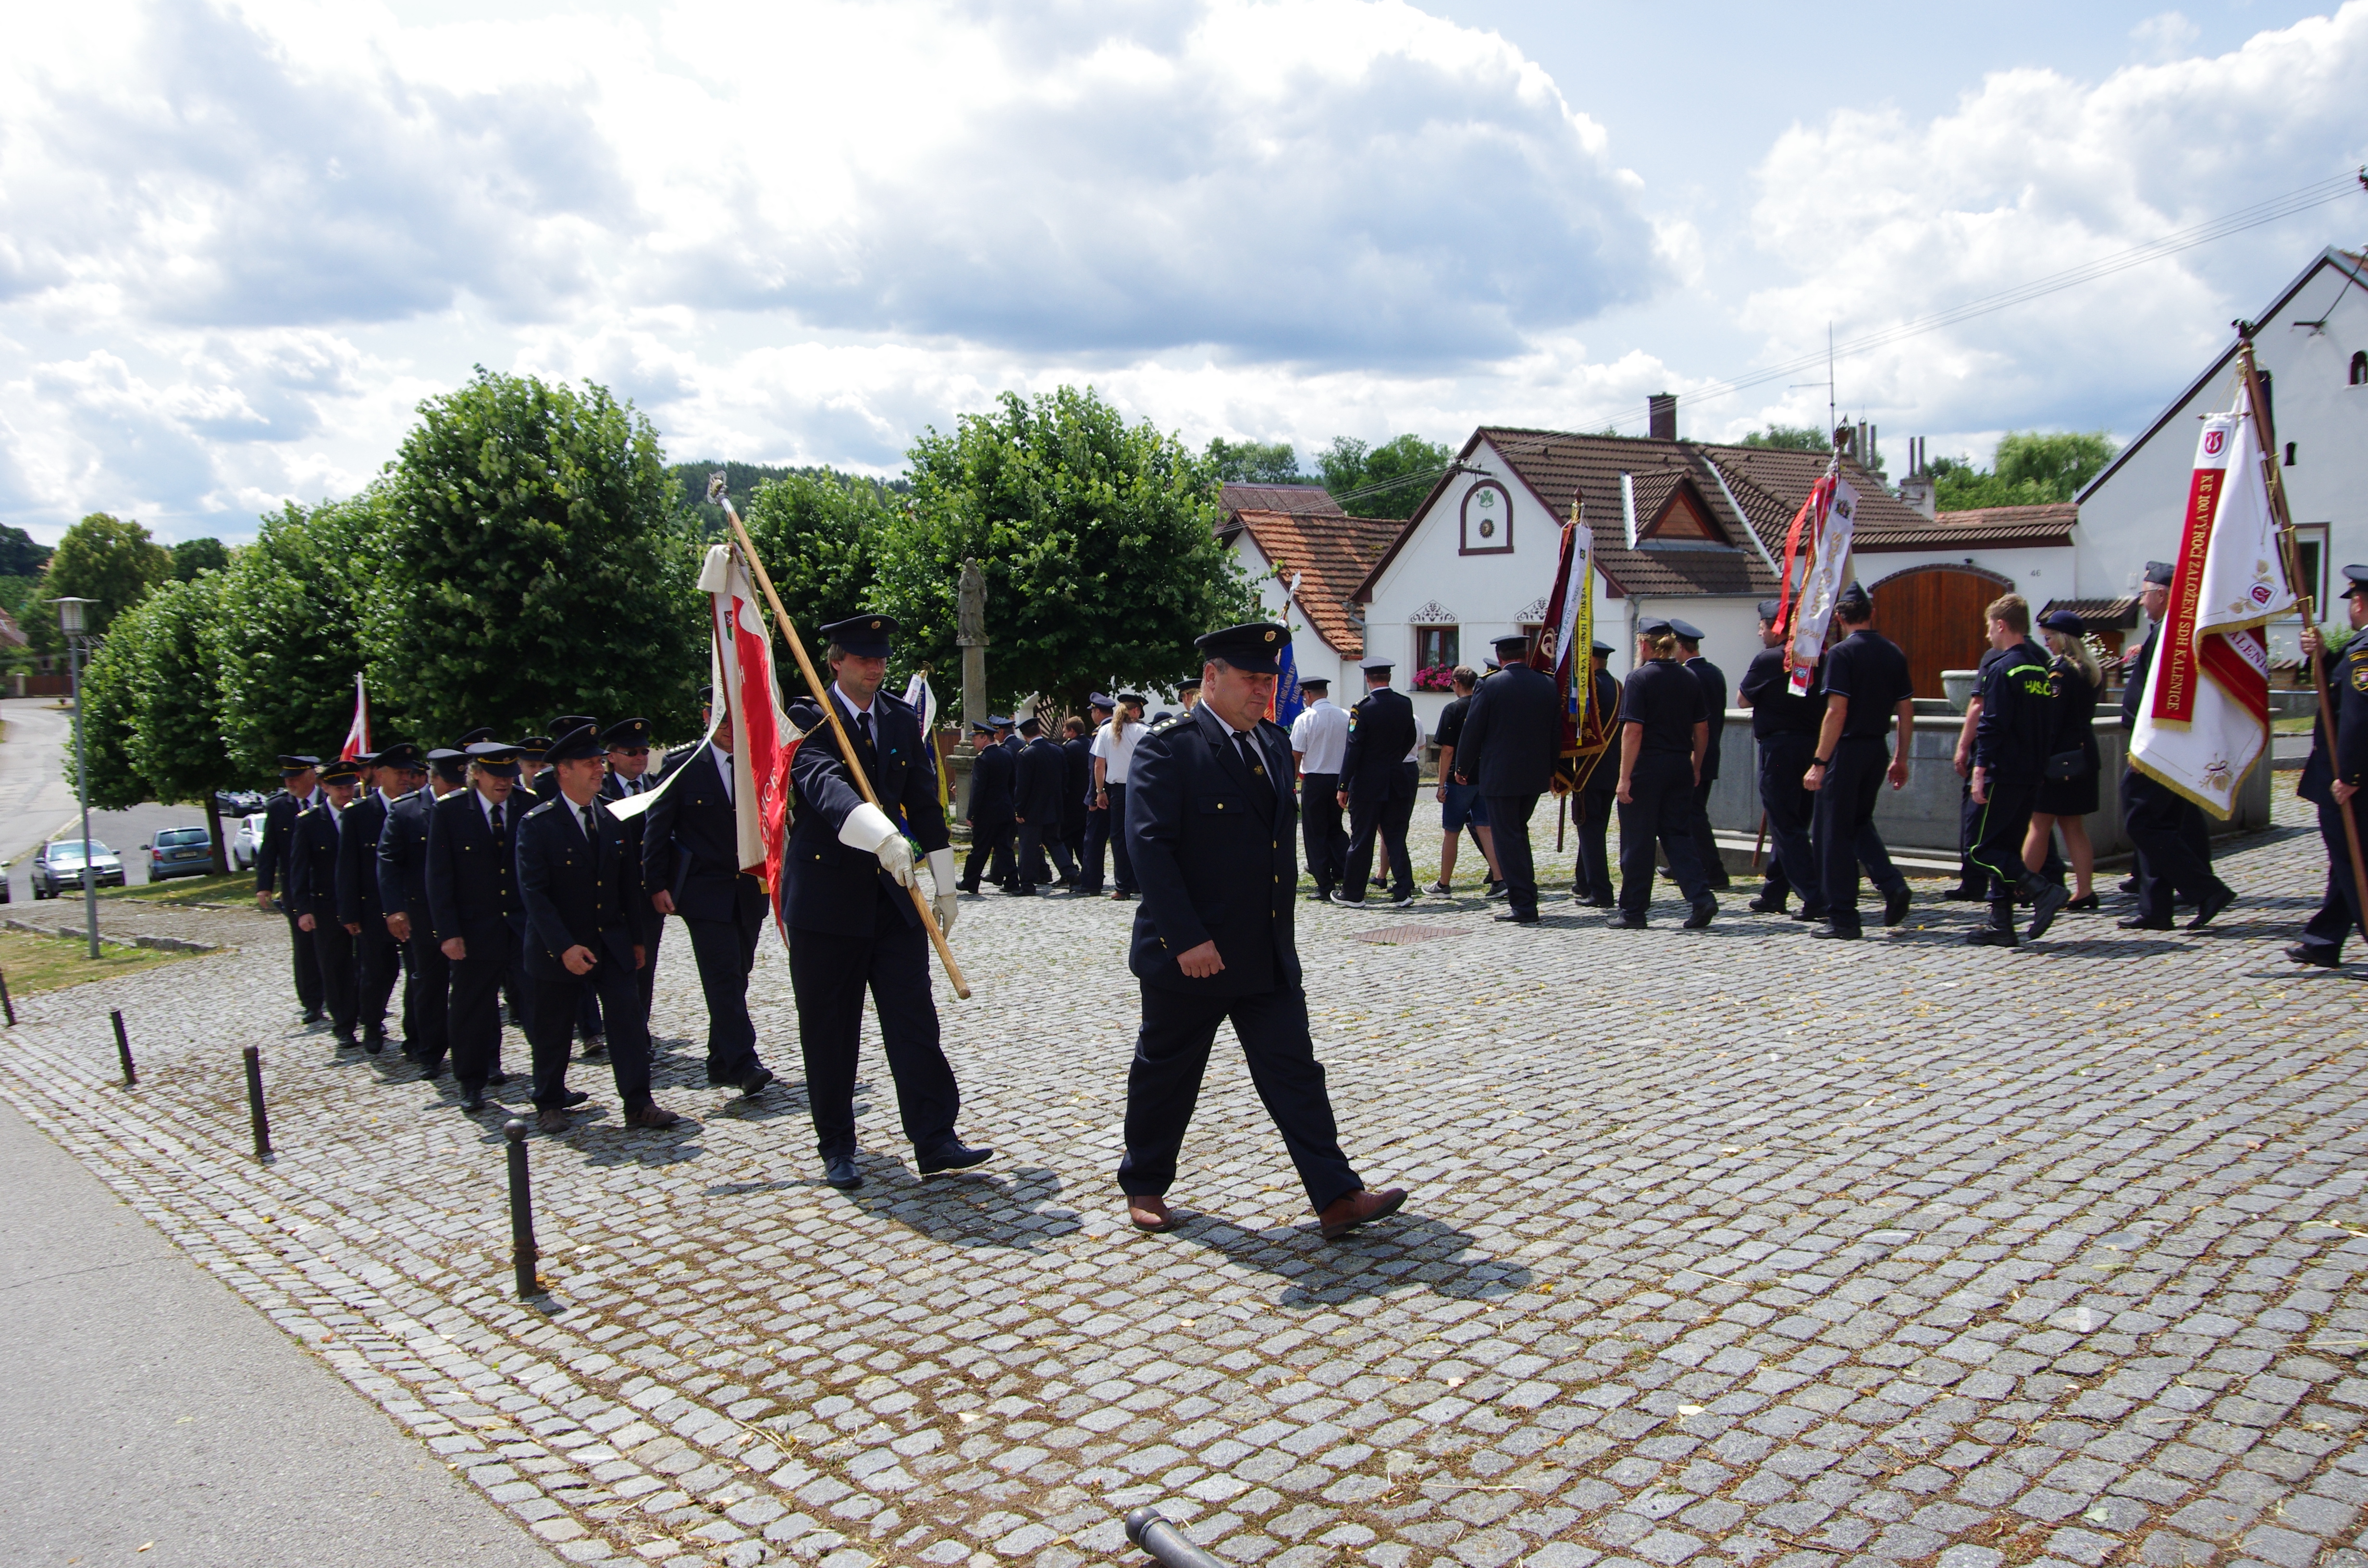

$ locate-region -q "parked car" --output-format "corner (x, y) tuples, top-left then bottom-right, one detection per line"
(33, 838), (123, 898)
(234, 812), (270, 871)
(147, 825), (215, 881)
(215, 788), (268, 816)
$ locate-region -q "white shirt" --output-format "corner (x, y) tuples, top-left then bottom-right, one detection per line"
(710, 742), (735, 806)
(1289, 699), (1349, 774)
(1091, 721), (1146, 785)
(475, 787), (510, 833)
(1404, 709), (1428, 766)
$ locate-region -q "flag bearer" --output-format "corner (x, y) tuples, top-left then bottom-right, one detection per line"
(1964, 595), (2071, 947)
(1739, 602), (1824, 919)
(2288, 566), (2368, 967)
(2118, 562), (2236, 931)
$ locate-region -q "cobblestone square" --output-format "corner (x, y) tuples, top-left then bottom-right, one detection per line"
(2, 782), (2363, 1568)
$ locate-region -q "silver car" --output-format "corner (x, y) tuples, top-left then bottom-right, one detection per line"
(234, 812), (270, 871)
(33, 838), (124, 898)
(147, 825), (215, 881)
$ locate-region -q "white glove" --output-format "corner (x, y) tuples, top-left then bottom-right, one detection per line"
(926, 847), (956, 896)
(838, 802), (914, 886)
(934, 894), (959, 937)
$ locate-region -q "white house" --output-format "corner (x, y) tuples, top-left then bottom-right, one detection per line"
(2080, 246), (2368, 659)
(1215, 483), (1401, 700)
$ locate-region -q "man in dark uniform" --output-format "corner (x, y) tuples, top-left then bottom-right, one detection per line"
(643, 693), (775, 1098)
(1802, 585), (1916, 940)
(1455, 632), (1563, 925)
(288, 758), (364, 1046)
(1739, 601), (1824, 919)
(254, 755), (325, 1021)
(2289, 565), (2368, 967)
(1288, 676), (1350, 901)
(1011, 716), (1077, 893)
(1119, 621), (1406, 1240)
(1059, 715), (1093, 874)
(514, 724), (678, 1134)
(1671, 619), (1732, 891)
(380, 746), (464, 1078)
(1147, 676), (1202, 734)
(1333, 657), (1418, 907)
(2119, 562), (2236, 930)
(426, 742), (527, 1111)
(340, 744), (421, 1053)
(960, 718), (1017, 893)
(540, 714), (605, 1056)
(783, 614), (987, 1190)
(1076, 695), (1117, 894)
(1964, 595), (2072, 946)
(1573, 640), (1622, 907)
(598, 717), (665, 1025)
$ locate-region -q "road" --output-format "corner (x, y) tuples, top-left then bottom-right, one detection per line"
(1, 697), (229, 899)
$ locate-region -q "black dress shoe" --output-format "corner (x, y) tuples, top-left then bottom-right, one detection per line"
(917, 1141), (995, 1176)
(2285, 943), (2341, 968)
(361, 1034), (385, 1055)
(1884, 884), (1912, 927)
(558, 1089), (591, 1109)
(2026, 881), (2070, 941)
(1306, 889), (1333, 902)
(1746, 894), (1787, 914)
(1492, 911), (1539, 925)
(2118, 915), (2173, 931)
(956, 882), (980, 894)
(1484, 882), (1511, 901)
(1966, 926), (2018, 947)
(302, 1007), (325, 1024)
(1809, 924), (1861, 940)
(334, 1034), (359, 1051)
(739, 1066), (775, 1099)
(1606, 911), (1646, 929)
(419, 1058), (446, 1081)
(823, 1152), (863, 1189)
(2188, 882), (2236, 930)
(459, 1090), (487, 1112)
(487, 1069), (510, 1087)
(580, 1037), (607, 1061)
(2065, 893), (2100, 912)
(2118, 876), (2140, 895)
(1790, 908), (1823, 922)
(1683, 897), (1716, 931)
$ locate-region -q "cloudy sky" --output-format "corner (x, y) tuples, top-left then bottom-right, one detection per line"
(3, 0), (2365, 543)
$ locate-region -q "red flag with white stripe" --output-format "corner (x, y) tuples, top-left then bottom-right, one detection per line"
(339, 673), (370, 760)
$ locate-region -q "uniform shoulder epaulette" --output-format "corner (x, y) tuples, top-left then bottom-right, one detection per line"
(876, 687), (916, 715)
(391, 787), (421, 803)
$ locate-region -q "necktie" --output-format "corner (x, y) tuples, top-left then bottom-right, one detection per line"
(489, 802), (503, 842)
(1233, 731), (1276, 816)
(859, 711), (874, 751)
(580, 805), (596, 842)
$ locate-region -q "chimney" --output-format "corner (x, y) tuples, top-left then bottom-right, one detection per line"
(1896, 435), (1936, 518)
(1647, 393), (1677, 441)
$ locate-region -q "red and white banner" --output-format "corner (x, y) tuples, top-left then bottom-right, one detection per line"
(697, 543), (804, 894)
(1777, 465), (1860, 696)
(2132, 381), (2292, 817)
(339, 673), (370, 760)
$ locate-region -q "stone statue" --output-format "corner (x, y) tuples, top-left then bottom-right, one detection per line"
(958, 559), (987, 648)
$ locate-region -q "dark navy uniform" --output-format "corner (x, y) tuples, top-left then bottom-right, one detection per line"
(643, 741), (770, 1090)
(1614, 654), (1714, 923)
(1677, 636), (1732, 891)
(782, 639), (974, 1176)
(2119, 620), (2223, 926)
(515, 732), (661, 1120)
(378, 775), (451, 1073)
(1575, 660), (1622, 906)
(2291, 607), (2368, 964)
(1966, 636), (2059, 943)
(286, 779), (360, 1044)
(598, 721), (666, 1028)
(1059, 727), (1093, 871)
(1455, 644), (1562, 922)
(1739, 638), (1823, 917)
(961, 724), (1017, 892)
(254, 763), (325, 1019)
(1337, 665), (1418, 904)
(1813, 624), (1913, 935)
(1120, 632), (1365, 1215)
(425, 756), (527, 1101)
(1012, 728), (1077, 890)
(339, 780), (400, 1050)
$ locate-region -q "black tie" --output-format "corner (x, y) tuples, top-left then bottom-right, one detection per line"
(489, 802), (503, 843)
(1233, 731), (1275, 816)
(858, 711), (874, 752)
(580, 804), (596, 842)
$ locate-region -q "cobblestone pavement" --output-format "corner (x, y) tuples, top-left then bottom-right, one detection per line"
(1, 779), (2362, 1568)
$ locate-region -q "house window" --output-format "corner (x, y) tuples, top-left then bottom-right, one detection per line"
(2351, 350), (2367, 385)
(1460, 481), (1514, 555)
(1415, 626), (1460, 689)
(2294, 524), (2329, 610)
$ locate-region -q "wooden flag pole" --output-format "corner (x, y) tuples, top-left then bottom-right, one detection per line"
(706, 478), (971, 1000)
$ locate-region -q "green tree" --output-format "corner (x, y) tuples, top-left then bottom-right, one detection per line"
(29, 512), (173, 660)
(668, 460), (911, 524)
(1205, 438), (1305, 485)
(1932, 430), (2119, 510)
(1316, 433), (1453, 518)
(375, 370), (702, 743)
(879, 386), (1259, 713)
(1736, 424), (1832, 453)
(0, 524), (50, 576)
(171, 536), (231, 580)
(212, 495), (387, 774)
(60, 603), (153, 814)
(735, 470), (893, 670)
(125, 572), (246, 870)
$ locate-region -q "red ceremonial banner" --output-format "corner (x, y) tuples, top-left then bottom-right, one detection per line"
(2150, 457), (2225, 727)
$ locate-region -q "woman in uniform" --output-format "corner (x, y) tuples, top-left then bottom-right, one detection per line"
(1611, 620), (1717, 929)
(2025, 608), (2103, 910)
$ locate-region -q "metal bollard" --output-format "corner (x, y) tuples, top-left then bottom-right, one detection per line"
(1123, 1508), (1225, 1568)
(242, 1045), (272, 1159)
(0, 967), (14, 1027)
(504, 1118), (540, 1298)
(111, 1008), (136, 1086)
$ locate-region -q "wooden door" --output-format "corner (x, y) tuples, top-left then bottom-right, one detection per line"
(1869, 568), (2005, 701)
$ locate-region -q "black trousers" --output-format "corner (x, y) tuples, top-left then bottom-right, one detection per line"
(1756, 733), (1822, 916)
(1106, 784), (1138, 892)
(1015, 821), (1076, 888)
(1577, 787), (1616, 903)
(1118, 978), (1360, 1213)
(1814, 736), (1904, 931)
(527, 946), (654, 1111)
(448, 925), (519, 1091)
(2124, 769), (2214, 924)
(575, 983), (603, 1041)
(789, 916), (959, 1158)
(280, 904), (323, 1014)
(1618, 753), (1712, 916)
(1079, 806), (1112, 893)
(1299, 772), (1344, 894)
(963, 813), (1015, 889)
(308, 920), (358, 1040)
(402, 928), (450, 1067)
(1059, 821), (1085, 876)
(684, 907), (765, 1083)
(631, 917), (664, 1027)
(2296, 797), (2366, 961)
(1967, 774), (2040, 925)
(1686, 775), (1730, 888)
(1486, 794), (1541, 918)
(355, 921), (401, 1043)
(1340, 780), (1413, 902)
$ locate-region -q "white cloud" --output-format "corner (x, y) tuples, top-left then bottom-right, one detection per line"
(2131, 11), (2204, 61)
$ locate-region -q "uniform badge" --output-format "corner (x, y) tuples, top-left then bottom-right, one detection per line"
(2352, 658), (2368, 696)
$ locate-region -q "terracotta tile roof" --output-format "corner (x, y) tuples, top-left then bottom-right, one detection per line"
(2039, 594), (2140, 630)
(1855, 502), (2078, 552)
(1219, 483), (1344, 520)
(1228, 509), (1404, 658)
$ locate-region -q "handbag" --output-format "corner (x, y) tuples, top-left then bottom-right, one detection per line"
(2044, 747), (2087, 782)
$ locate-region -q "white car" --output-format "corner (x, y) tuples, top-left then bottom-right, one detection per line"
(234, 811), (270, 871)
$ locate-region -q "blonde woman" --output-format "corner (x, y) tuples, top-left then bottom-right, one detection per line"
(2025, 609), (2102, 909)
(1092, 692), (1149, 900)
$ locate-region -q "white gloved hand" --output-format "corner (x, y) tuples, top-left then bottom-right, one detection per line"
(934, 894), (959, 937)
(838, 801), (915, 886)
(926, 847), (957, 896)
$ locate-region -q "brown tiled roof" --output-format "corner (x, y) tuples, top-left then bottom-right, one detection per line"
(1219, 483), (1343, 520)
(1228, 510), (1405, 657)
(2039, 595), (2139, 630)
(1855, 502), (2078, 552)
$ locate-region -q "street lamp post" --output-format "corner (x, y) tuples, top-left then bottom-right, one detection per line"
(52, 597), (99, 960)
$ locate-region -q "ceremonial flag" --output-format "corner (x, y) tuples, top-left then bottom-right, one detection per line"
(696, 543), (804, 894)
(904, 672), (950, 815)
(1270, 571), (1307, 727)
(1530, 504), (1594, 773)
(1777, 464), (1861, 696)
(2131, 380), (2292, 817)
(339, 673), (370, 760)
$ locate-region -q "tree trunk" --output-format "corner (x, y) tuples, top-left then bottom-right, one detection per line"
(205, 794), (227, 877)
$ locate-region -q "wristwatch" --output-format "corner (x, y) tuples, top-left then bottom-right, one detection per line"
(1811, 757), (1831, 768)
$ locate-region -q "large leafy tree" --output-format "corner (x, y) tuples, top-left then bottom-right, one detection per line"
(60, 608), (149, 813)
(28, 512), (173, 659)
(1736, 424), (1832, 453)
(126, 571), (246, 870)
(1317, 433), (1453, 518)
(375, 370), (702, 742)
(1205, 438), (1305, 485)
(735, 469), (893, 690)
(212, 496), (386, 773)
(0, 524), (50, 576)
(171, 537), (231, 580)
(1932, 430), (2119, 510)
(878, 386), (1258, 712)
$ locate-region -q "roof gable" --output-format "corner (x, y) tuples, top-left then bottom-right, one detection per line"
(1231, 509), (1405, 658)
